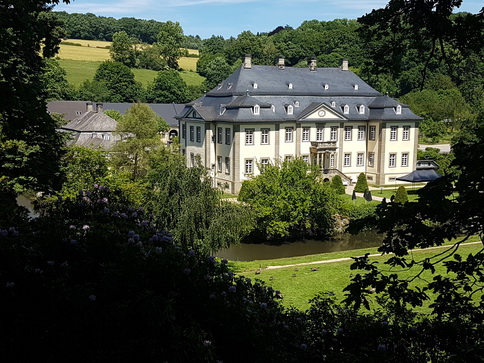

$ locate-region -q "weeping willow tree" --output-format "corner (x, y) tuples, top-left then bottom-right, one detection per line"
(145, 148), (254, 253)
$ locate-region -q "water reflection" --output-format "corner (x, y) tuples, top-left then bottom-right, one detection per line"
(216, 231), (384, 261)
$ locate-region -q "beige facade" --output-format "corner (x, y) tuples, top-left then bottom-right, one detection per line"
(178, 58), (421, 194)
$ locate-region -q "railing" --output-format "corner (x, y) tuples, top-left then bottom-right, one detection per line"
(322, 168), (352, 185)
(310, 141), (337, 150)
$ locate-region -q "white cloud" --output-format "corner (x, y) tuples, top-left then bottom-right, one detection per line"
(55, 0), (156, 15)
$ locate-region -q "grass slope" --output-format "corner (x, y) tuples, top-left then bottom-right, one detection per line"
(57, 39), (202, 87)
(230, 238), (482, 311)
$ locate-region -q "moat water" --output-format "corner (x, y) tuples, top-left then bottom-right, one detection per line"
(216, 230), (384, 261)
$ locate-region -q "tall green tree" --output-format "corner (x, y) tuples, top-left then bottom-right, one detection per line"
(238, 159), (340, 239)
(156, 21), (185, 70)
(146, 70), (190, 103)
(110, 31), (137, 67)
(41, 58), (74, 100)
(202, 56), (232, 91)
(0, 1), (70, 205)
(94, 61), (144, 102)
(111, 103), (168, 181)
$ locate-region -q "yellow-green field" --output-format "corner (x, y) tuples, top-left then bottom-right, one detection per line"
(56, 39), (203, 88)
(58, 39), (198, 71)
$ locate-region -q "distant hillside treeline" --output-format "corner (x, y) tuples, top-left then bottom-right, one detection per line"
(54, 11), (173, 44)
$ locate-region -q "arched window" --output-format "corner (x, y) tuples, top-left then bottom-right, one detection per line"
(324, 84), (329, 90)
(253, 104), (260, 115)
(288, 83), (293, 89)
(395, 105), (402, 114)
(287, 105), (293, 115)
(343, 104), (349, 114)
(359, 105), (365, 114)
(331, 101), (336, 107)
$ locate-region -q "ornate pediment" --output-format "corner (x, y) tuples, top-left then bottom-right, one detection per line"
(301, 104), (346, 120)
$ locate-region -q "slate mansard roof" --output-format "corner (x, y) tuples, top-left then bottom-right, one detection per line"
(178, 64), (422, 123)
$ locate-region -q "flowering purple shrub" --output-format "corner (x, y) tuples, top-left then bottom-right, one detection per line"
(0, 186), (302, 362)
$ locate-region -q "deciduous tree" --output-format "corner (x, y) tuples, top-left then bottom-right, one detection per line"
(111, 103), (168, 181)
(1, 1), (70, 205)
(94, 61), (144, 102)
(156, 21), (185, 70)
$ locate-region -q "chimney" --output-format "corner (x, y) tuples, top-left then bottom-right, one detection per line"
(309, 57), (317, 71)
(341, 59), (349, 71)
(86, 101), (94, 112)
(96, 103), (103, 113)
(277, 56), (285, 69)
(243, 54), (252, 69)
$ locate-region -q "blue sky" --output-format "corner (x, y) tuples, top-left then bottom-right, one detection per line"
(54, 0), (483, 39)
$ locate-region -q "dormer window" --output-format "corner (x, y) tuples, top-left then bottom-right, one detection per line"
(324, 84), (329, 90)
(253, 104), (260, 115)
(271, 105), (275, 112)
(331, 101), (336, 107)
(353, 84), (359, 90)
(358, 105), (365, 114)
(253, 82), (258, 89)
(343, 104), (349, 114)
(217, 83), (223, 90)
(287, 105), (293, 115)
(294, 100), (299, 107)
(220, 106), (226, 115)
(395, 104), (402, 114)
(288, 83), (293, 89)
(227, 83), (233, 90)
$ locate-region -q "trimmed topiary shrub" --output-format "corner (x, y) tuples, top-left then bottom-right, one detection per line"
(394, 185), (409, 204)
(330, 175), (346, 194)
(354, 172), (368, 193)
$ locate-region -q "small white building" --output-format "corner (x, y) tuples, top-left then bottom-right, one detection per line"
(177, 56), (422, 194)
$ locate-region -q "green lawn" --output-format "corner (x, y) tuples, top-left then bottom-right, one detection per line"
(230, 238), (482, 312)
(58, 59), (204, 88)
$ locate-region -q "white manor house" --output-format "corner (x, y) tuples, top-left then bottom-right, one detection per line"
(177, 56), (422, 194)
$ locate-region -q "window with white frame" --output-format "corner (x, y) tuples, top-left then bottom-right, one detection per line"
(357, 152), (364, 166)
(245, 129), (254, 145)
(260, 158), (269, 172)
(302, 155), (309, 164)
(285, 155), (293, 162)
(316, 126), (324, 142)
(285, 127), (294, 142)
(196, 126), (201, 143)
(182, 124), (186, 139)
(368, 152), (375, 167)
(330, 126), (338, 141)
(217, 127), (222, 143)
(331, 101), (336, 107)
(253, 82), (258, 89)
(287, 105), (293, 115)
(401, 152), (409, 167)
(344, 126), (352, 141)
(189, 126), (194, 142)
(245, 159), (254, 174)
(253, 105), (260, 115)
(225, 157), (230, 174)
(396, 105), (402, 114)
(358, 105), (365, 114)
(302, 127), (310, 142)
(217, 156), (222, 172)
(261, 128), (269, 144)
(358, 126), (366, 140)
(343, 104), (349, 114)
(403, 126), (410, 141)
(390, 126), (398, 141)
(389, 153), (396, 168)
(225, 128), (231, 145)
(330, 153), (335, 168)
(344, 153), (351, 167)
(369, 125), (376, 141)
